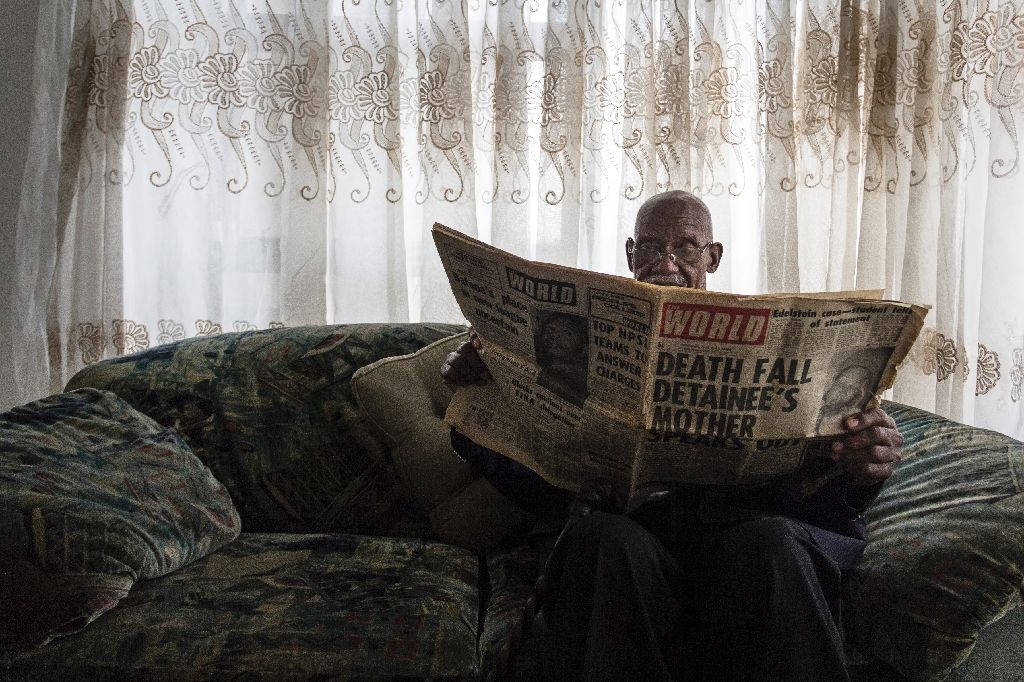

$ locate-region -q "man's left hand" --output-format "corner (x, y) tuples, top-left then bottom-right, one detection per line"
(831, 407), (904, 486)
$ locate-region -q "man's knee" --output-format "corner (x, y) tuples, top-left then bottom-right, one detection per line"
(554, 511), (678, 582)
(714, 517), (814, 569)
(546, 513), (666, 616)
(563, 511), (657, 557)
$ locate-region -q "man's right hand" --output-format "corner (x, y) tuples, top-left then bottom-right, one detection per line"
(441, 329), (491, 386)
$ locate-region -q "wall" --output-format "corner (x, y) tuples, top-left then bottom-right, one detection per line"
(0, 3), (42, 410)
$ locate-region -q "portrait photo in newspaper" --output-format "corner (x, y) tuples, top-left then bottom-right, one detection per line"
(533, 310), (590, 407)
(815, 346), (895, 436)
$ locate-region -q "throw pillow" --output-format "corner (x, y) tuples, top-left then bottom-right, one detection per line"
(351, 333), (533, 553)
(65, 323), (467, 537)
(845, 400), (1024, 681)
(0, 388), (240, 652)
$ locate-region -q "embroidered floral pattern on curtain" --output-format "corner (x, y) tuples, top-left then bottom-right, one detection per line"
(32, 0), (1024, 437)
(78, 5), (1021, 198)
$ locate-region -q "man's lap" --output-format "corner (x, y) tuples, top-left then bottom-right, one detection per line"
(625, 486), (867, 570)
(451, 428), (868, 570)
(557, 504), (839, 580)
(543, 507), (852, 680)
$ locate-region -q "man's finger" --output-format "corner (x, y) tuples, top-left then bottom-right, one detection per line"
(450, 341), (479, 363)
(441, 360), (468, 385)
(441, 341), (490, 386)
(461, 345), (486, 373)
(845, 407), (896, 432)
(442, 348), (473, 382)
(848, 461), (895, 485)
(834, 444), (901, 465)
(836, 425), (902, 451)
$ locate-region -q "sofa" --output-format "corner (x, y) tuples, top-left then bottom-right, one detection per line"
(2, 323), (1023, 681)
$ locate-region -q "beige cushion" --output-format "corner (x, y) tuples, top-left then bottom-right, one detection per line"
(351, 334), (532, 553)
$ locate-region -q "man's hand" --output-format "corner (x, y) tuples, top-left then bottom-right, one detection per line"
(831, 407), (903, 486)
(441, 329), (491, 387)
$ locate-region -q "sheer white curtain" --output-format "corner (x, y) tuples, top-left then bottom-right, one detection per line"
(6, 0), (1024, 439)
(857, 1), (1024, 440)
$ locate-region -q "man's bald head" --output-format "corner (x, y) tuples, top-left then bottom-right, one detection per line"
(634, 191), (713, 242)
(626, 190), (722, 289)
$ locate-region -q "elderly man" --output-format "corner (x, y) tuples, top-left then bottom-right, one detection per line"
(442, 191), (903, 681)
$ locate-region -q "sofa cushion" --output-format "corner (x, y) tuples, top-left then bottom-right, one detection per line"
(7, 532), (481, 680)
(845, 400), (1024, 681)
(0, 388), (240, 653)
(943, 604), (1024, 682)
(66, 323), (466, 536)
(480, 545), (541, 678)
(351, 333), (533, 554)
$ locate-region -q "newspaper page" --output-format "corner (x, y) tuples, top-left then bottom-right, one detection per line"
(433, 223), (928, 501)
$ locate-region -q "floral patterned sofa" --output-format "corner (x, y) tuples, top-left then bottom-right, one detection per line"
(3, 323), (1023, 681)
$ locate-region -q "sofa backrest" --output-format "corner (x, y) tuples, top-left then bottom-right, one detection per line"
(66, 323), (466, 537)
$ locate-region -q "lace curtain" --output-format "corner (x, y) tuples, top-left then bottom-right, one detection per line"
(7, 0), (1024, 438)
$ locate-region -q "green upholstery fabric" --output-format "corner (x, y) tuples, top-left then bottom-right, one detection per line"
(7, 533), (481, 681)
(66, 323), (466, 536)
(945, 605), (1024, 682)
(481, 546), (540, 679)
(846, 400), (1024, 681)
(0, 388), (240, 652)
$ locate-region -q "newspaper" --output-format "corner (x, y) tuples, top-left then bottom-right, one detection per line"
(433, 223), (928, 500)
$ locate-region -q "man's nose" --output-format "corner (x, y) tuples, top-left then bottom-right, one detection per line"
(651, 252), (681, 274)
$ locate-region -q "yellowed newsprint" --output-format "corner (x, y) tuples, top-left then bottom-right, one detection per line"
(433, 223), (928, 500)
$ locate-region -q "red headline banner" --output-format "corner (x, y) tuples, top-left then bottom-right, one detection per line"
(658, 303), (771, 345)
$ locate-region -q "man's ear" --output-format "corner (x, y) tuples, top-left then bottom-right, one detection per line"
(625, 237), (636, 273)
(705, 242), (723, 274)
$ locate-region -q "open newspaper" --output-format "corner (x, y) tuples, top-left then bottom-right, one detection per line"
(433, 223), (928, 500)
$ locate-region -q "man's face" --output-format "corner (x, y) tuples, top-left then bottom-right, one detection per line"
(626, 199), (722, 289)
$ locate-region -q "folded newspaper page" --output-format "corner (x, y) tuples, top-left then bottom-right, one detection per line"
(433, 223), (928, 499)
